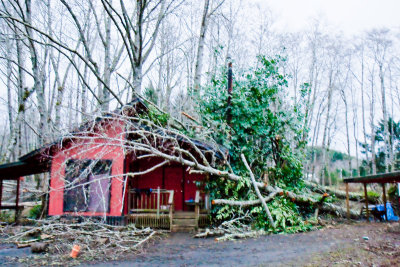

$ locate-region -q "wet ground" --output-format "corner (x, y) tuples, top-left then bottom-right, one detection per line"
(90, 222), (400, 267)
(2, 221), (399, 266)
(93, 231), (345, 267)
(0, 243), (32, 266)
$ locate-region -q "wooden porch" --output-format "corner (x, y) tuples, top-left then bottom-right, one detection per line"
(126, 188), (210, 231)
(344, 172), (400, 221)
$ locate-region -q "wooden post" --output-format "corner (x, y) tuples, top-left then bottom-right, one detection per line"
(345, 183), (350, 219)
(168, 190), (174, 231)
(382, 183), (387, 221)
(15, 177), (21, 223)
(0, 179), (3, 208)
(195, 190), (200, 229)
(157, 187), (160, 219)
(128, 189), (131, 213)
(205, 194), (210, 211)
(363, 183), (369, 221)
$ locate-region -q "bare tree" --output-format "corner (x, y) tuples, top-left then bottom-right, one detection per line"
(366, 28), (392, 172)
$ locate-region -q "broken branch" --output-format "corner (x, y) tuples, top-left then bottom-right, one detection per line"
(241, 154), (276, 229)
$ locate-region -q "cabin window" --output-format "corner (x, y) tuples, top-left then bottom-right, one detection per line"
(63, 159), (112, 213)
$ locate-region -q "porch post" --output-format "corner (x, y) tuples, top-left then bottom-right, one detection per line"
(195, 190), (200, 229)
(157, 187), (160, 219)
(0, 179), (3, 209)
(382, 183), (387, 221)
(15, 177), (21, 223)
(345, 183), (350, 219)
(363, 183), (369, 221)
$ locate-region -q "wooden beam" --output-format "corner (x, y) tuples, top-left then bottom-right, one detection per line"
(382, 183), (387, 221)
(346, 183), (350, 219)
(344, 171), (400, 184)
(0, 205), (24, 210)
(0, 177), (20, 180)
(363, 183), (369, 221)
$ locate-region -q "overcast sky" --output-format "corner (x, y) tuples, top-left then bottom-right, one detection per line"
(255, 0), (399, 35)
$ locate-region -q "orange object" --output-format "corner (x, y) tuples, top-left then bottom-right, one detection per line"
(279, 191), (284, 196)
(323, 193), (329, 197)
(70, 245), (81, 258)
(211, 200), (215, 205)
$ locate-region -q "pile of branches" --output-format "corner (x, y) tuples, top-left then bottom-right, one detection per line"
(1, 217), (159, 264)
(195, 212), (266, 241)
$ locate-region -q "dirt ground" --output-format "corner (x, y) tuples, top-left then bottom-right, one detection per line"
(1, 221), (399, 266)
(91, 221), (399, 267)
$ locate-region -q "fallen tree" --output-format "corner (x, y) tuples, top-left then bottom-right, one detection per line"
(212, 184), (360, 219)
(304, 180), (379, 204)
(194, 212), (266, 241)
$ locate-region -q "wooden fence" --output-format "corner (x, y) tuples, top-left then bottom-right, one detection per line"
(127, 188), (174, 229)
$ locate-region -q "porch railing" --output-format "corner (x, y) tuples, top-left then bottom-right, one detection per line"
(128, 188), (174, 214)
(127, 188), (210, 229)
(195, 190), (211, 228)
(127, 188), (174, 229)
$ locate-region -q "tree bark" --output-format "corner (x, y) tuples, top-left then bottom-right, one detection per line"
(321, 70), (334, 185)
(193, 0), (210, 96)
(369, 69), (377, 174)
(241, 154), (275, 228)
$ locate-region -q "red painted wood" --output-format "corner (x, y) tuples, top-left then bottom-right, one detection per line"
(131, 158), (206, 211)
(164, 166), (184, 211)
(48, 119), (125, 217)
(184, 171), (202, 210)
(123, 155), (132, 215)
(136, 158), (163, 189)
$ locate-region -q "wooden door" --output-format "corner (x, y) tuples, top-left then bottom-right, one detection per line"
(164, 166), (184, 211)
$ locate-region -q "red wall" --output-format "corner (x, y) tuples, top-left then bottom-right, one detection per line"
(131, 158), (204, 212)
(48, 119), (125, 217)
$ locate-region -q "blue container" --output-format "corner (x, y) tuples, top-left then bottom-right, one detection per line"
(374, 202), (399, 221)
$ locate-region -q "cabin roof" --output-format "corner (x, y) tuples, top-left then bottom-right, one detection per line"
(0, 160), (50, 178)
(344, 171), (400, 184)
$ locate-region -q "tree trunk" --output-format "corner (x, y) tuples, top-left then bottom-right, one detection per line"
(379, 64), (389, 173)
(360, 50), (370, 171)
(25, 0), (48, 145)
(341, 90), (352, 176)
(6, 34), (14, 149)
(370, 73), (377, 175)
(101, 11), (112, 112)
(133, 64), (143, 95)
(321, 71), (334, 185)
(193, 0), (210, 96)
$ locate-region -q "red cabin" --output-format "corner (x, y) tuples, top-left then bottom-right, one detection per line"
(0, 99), (223, 231)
